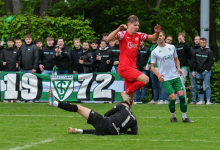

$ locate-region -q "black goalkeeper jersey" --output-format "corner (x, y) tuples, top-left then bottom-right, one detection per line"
(104, 104), (138, 135)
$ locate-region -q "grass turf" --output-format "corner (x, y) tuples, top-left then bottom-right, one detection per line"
(0, 103), (220, 150)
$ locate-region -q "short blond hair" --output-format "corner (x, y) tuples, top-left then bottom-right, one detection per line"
(73, 38), (81, 43)
(47, 36), (54, 41)
(178, 32), (186, 38)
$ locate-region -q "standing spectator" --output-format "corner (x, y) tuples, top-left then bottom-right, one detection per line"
(95, 40), (112, 72)
(20, 34), (39, 73)
(134, 40), (150, 103)
(102, 33), (109, 41)
(0, 37), (21, 71)
(36, 39), (43, 74)
(165, 35), (173, 44)
(175, 32), (190, 104)
(148, 41), (159, 104)
(15, 38), (22, 50)
(90, 39), (99, 72)
(54, 37), (72, 75)
(192, 37), (214, 105)
(39, 37), (56, 75)
(188, 36), (200, 104)
(77, 41), (93, 73)
(111, 40), (120, 73)
(0, 38), (3, 71)
(109, 40), (115, 48)
(71, 38), (83, 74)
(102, 33), (110, 46)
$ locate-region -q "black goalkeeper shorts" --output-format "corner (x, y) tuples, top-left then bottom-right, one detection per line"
(87, 110), (110, 135)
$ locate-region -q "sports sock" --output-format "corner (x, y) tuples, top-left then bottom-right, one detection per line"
(179, 95), (187, 113)
(182, 113), (187, 119)
(83, 129), (95, 134)
(126, 81), (146, 95)
(53, 101), (58, 107)
(171, 113), (176, 118)
(58, 102), (78, 112)
(169, 99), (176, 113)
(76, 129), (83, 134)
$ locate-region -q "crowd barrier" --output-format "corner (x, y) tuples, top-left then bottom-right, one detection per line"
(0, 72), (124, 102)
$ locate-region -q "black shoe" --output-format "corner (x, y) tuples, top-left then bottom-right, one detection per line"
(170, 117), (178, 123)
(182, 118), (194, 123)
(141, 100), (146, 104)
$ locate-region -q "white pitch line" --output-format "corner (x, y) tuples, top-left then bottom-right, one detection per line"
(9, 139), (53, 150)
(1, 115), (220, 119)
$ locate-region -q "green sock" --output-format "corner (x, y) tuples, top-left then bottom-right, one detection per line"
(169, 99), (176, 113)
(179, 95), (187, 113)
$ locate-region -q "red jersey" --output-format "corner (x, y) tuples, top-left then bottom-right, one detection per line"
(116, 31), (149, 68)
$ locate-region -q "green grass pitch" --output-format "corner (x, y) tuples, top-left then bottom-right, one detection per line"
(0, 103), (220, 150)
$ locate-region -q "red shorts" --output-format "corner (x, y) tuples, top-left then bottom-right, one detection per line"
(118, 66), (142, 91)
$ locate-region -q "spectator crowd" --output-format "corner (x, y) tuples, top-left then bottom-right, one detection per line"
(0, 32), (214, 104)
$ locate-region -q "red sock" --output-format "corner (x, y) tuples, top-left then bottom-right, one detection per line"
(126, 81), (146, 95)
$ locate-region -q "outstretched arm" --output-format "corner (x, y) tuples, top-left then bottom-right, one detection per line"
(107, 24), (127, 41)
(174, 57), (183, 76)
(147, 24), (161, 41)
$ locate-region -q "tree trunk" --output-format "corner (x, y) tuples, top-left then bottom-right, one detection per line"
(40, 0), (51, 18)
(155, 0), (162, 8)
(4, 0), (13, 15)
(12, 0), (22, 15)
(209, 2), (218, 61)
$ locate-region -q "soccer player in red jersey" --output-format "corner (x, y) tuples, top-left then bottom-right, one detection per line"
(107, 15), (161, 106)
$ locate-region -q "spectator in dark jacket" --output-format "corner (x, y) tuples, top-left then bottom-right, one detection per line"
(111, 40), (120, 73)
(175, 32), (190, 104)
(39, 37), (56, 75)
(15, 38), (22, 50)
(188, 36), (200, 104)
(134, 40), (150, 103)
(90, 39), (99, 72)
(95, 40), (112, 72)
(0, 37), (21, 71)
(54, 37), (72, 75)
(192, 37), (214, 105)
(20, 34), (39, 73)
(77, 41), (94, 73)
(36, 39), (43, 74)
(71, 38), (83, 74)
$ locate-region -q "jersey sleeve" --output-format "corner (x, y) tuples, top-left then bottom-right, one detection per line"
(140, 33), (149, 41)
(116, 31), (125, 41)
(151, 51), (157, 64)
(173, 46), (178, 58)
(104, 104), (122, 117)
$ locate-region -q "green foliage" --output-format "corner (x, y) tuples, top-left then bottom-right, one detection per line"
(0, 14), (96, 49)
(210, 61), (220, 102)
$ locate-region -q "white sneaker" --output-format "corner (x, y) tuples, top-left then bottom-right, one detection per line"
(148, 100), (158, 104)
(206, 101), (212, 105)
(67, 127), (77, 134)
(190, 102), (196, 104)
(175, 101), (180, 104)
(164, 100), (169, 104)
(120, 91), (131, 103)
(196, 101), (205, 104)
(157, 100), (165, 104)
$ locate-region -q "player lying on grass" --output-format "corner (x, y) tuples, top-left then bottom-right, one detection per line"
(150, 31), (193, 123)
(49, 99), (137, 135)
(107, 15), (161, 107)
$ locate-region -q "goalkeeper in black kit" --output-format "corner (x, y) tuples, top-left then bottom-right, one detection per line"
(49, 99), (137, 135)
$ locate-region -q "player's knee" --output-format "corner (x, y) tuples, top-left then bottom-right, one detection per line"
(143, 76), (149, 85)
(177, 90), (184, 97)
(169, 93), (176, 100)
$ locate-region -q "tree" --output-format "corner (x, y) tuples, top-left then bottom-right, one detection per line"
(40, 0), (51, 18)
(13, 0), (22, 14)
(4, 0), (13, 15)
